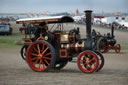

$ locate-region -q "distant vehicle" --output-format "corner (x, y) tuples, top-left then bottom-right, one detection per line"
(0, 23), (12, 35)
(118, 22), (128, 30)
(73, 15), (86, 24)
(73, 16), (82, 22)
(92, 22), (121, 53)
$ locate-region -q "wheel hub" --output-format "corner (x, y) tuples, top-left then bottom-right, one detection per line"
(38, 54), (43, 58)
(86, 60), (89, 64)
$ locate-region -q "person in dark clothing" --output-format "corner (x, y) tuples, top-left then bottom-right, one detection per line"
(92, 29), (96, 37)
(34, 22), (48, 39)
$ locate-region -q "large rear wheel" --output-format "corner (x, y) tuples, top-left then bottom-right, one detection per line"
(77, 50), (99, 73)
(26, 40), (56, 72)
(97, 37), (108, 53)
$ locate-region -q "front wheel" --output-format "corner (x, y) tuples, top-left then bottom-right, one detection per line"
(26, 40), (56, 72)
(115, 44), (121, 53)
(77, 50), (99, 73)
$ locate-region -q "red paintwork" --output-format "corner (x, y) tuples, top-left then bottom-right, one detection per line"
(78, 51), (99, 73)
(107, 44), (121, 53)
(27, 41), (52, 71)
(115, 44), (121, 53)
(94, 51), (104, 72)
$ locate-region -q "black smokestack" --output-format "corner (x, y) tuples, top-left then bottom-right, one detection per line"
(112, 22), (115, 38)
(84, 10), (92, 39)
(84, 10), (93, 50)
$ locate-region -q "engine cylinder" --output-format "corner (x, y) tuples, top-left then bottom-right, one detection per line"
(61, 41), (85, 52)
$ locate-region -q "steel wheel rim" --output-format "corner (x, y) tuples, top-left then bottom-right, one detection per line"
(21, 45), (28, 60)
(27, 42), (52, 71)
(78, 51), (99, 73)
(95, 51), (104, 72)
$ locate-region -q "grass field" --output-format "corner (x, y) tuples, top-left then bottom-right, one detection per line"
(0, 33), (23, 48)
(0, 22), (23, 48)
(117, 41), (128, 50)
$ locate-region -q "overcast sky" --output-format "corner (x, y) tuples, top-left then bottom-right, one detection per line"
(0, 0), (127, 13)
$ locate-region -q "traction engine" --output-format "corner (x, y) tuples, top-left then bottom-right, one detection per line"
(95, 22), (121, 53)
(17, 10), (105, 73)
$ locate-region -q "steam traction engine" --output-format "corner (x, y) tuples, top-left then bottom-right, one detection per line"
(95, 22), (121, 53)
(16, 10), (104, 73)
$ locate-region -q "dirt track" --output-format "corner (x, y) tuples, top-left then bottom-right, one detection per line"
(0, 24), (128, 85)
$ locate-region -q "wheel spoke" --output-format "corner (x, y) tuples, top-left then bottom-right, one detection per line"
(42, 60), (45, 69)
(33, 47), (39, 53)
(42, 47), (49, 54)
(43, 57), (51, 60)
(86, 65), (92, 70)
(83, 63), (87, 66)
(37, 44), (40, 53)
(38, 59), (42, 68)
(41, 43), (45, 52)
(90, 59), (96, 64)
(44, 59), (50, 66)
(31, 57), (37, 61)
(44, 52), (52, 57)
(31, 53), (38, 57)
(89, 55), (94, 60)
(33, 59), (39, 65)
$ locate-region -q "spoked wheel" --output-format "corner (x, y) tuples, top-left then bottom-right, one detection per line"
(77, 50), (99, 73)
(97, 37), (108, 53)
(20, 45), (28, 60)
(94, 51), (104, 72)
(53, 61), (68, 70)
(115, 44), (121, 53)
(26, 40), (56, 72)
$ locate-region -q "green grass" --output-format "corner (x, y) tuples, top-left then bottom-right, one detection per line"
(0, 22), (23, 48)
(118, 42), (128, 50)
(0, 33), (23, 48)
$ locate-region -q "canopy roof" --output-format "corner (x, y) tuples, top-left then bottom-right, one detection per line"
(16, 15), (74, 24)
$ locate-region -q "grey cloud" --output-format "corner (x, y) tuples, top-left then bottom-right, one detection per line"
(0, 0), (127, 13)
